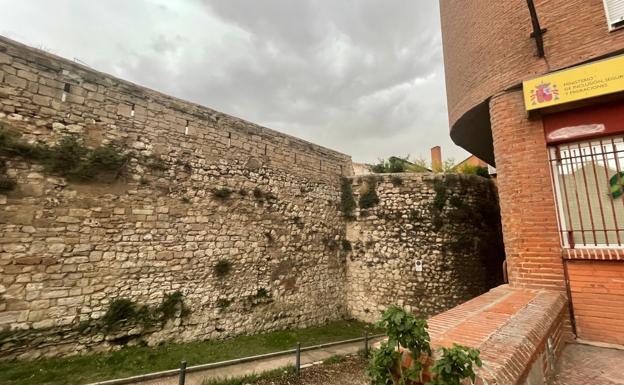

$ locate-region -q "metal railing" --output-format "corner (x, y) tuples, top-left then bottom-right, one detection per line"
(87, 330), (384, 385)
(549, 135), (624, 248)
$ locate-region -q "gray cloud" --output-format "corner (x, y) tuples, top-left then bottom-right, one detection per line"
(0, 0), (468, 164)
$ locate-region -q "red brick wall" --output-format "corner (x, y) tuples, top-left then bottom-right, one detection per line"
(440, 0), (624, 129)
(489, 91), (566, 290)
(567, 261), (624, 345)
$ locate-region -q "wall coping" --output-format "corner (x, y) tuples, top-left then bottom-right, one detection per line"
(0, 35), (351, 164)
(427, 285), (570, 385)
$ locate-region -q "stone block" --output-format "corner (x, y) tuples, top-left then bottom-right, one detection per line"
(4, 74), (27, 88)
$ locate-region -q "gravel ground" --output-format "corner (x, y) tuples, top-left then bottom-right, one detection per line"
(255, 357), (369, 385)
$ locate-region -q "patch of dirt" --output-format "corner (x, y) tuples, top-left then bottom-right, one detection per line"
(256, 357), (368, 385)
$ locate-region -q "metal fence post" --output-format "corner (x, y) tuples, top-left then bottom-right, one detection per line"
(178, 360), (187, 385)
(295, 342), (301, 376)
(364, 327), (369, 358)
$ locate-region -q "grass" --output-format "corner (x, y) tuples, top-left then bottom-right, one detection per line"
(0, 320), (379, 385)
(202, 365), (294, 385)
(323, 354), (348, 365)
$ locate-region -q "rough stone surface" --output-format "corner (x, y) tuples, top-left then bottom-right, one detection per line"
(0, 36), (504, 360)
(0, 36), (352, 360)
(345, 173), (505, 322)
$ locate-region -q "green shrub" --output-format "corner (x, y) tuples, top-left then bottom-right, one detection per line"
(429, 344), (482, 385)
(0, 130), (128, 182)
(341, 239), (352, 251)
(0, 177), (16, 192)
(212, 187), (233, 200)
(214, 259), (232, 278)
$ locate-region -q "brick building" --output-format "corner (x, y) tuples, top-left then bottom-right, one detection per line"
(440, 0), (624, 345)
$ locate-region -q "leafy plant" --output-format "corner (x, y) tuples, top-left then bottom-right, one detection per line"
(368, 306), (480, 385)
(214, 259), (232, 278)
(429, 344), (482, 385)
(367, 341), (400, 385)
(377, 305), (431, 359)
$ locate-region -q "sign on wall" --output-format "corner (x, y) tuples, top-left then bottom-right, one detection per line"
(523, 55), (624, 111)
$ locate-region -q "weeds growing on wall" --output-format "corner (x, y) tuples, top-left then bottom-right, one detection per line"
(102, 291), (189, 332)
(340, 178), (357, 220)
(359, 176), (380, 209)
(216, 298), (231, 309)
(146, 156), (168, 171)
(428, 175), (506, 287)
(0, 176), (16, 192)
(390, 176), (403, 187)
(155, 291), (190, 324)
(212, 187), (233, 200)
(430, 179), (449, 231)
(214, 259), (233, 278)
(0, 130), (128, 182)
(255, 288), (269, 298)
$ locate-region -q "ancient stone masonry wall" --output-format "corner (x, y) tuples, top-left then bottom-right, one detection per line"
(0, 36), (508, 361)
(0, 36), (352, 360)
(345, 173), (505, 323)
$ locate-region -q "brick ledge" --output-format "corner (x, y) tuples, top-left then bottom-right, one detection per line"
(427, 285), (572, 385)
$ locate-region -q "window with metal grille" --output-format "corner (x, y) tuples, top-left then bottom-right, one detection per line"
(604, 0), (624, 31)
(549, 135), (624, 248)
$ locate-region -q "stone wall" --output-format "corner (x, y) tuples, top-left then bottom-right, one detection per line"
(345, 173), (505, 323)
(0, 36), (352, 360)
(0, 36), (505, 361)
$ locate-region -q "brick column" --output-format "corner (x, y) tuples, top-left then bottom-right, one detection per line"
(489, 90), (565, 290)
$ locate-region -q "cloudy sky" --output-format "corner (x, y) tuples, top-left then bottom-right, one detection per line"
(0, 0), (468, 164)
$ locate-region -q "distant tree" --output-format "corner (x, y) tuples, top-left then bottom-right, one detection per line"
(369, 156), (429, 174)
(457, 164), (490, 178)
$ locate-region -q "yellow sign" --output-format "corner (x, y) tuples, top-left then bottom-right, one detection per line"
(523, 55), (624, 111)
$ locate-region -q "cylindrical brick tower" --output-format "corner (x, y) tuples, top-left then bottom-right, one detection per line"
(440, 0), (624, 345)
